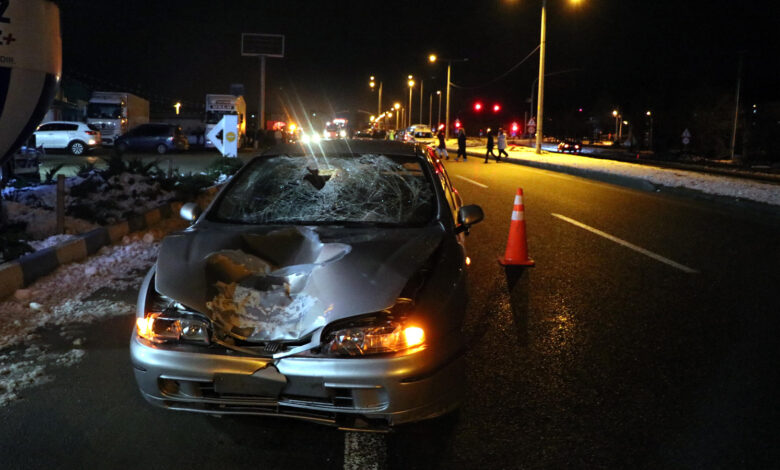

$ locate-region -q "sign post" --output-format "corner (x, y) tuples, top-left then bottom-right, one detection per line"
(241, 33), (285, 138)
(206, 115), (239, 158)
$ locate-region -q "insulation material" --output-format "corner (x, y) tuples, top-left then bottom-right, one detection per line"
(204, 227), (351, 341)
(214, 155), (435, 225)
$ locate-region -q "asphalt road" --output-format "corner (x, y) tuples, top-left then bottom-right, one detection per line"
(1, 157), (778, 469)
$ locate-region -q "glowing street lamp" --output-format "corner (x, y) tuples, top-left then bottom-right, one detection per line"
(429, 54), (468, 139)
(174, 102), (181, 115)
(407, 76), (415, 128)
(519, 0), (586, 154)
(369, 76), (383, 128)
(394, 102), (401, 129)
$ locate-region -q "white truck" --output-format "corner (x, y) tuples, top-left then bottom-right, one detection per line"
(205, 94), (246, 148)
(86, 92), (149, 146)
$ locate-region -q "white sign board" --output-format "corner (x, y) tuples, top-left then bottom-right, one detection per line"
(206, 115), (238, 158)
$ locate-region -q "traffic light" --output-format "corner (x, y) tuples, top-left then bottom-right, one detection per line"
(511, 122), (519, 133)
(473, 102), (483, 112)
(493, 104), (501, 113)
(454, 120), (462, 129)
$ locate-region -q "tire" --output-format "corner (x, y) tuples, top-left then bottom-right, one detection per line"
(69, 141), (86, 156)
(156, 144), (168, 155)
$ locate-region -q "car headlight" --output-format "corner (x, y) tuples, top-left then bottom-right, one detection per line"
(323, 319), (425, 357)
(136, 310), (211, 345)
(339, 130), (347, 138)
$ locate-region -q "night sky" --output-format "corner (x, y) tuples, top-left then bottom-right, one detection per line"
(58, 0), (779, 129)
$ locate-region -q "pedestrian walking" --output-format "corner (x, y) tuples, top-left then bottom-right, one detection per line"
(497, 128), (509, 160)
(484, 129), (496, 163)
(456, 127), (467, 161)
(436, 129), (449, 160)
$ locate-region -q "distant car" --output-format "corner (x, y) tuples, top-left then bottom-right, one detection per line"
(557, 139), (582, 154)
(115, 123), (189, 155)
(33, 121), (101, 156)
(323, 123), (348, 140)
(130, 139), (484, 430)
(404, 124), (435, 144)
(354, 128), (387, 140)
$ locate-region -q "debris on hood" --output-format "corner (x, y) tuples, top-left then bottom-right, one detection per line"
(203, 227), (351, 342)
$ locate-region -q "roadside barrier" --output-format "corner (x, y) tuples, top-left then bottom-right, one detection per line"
(498, 188), (535, 267)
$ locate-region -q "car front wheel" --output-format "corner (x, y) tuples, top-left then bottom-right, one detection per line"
(69, 141), (86, 156)
(156, 144), (168, 155)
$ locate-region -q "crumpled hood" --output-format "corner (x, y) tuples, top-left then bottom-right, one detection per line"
(155, 223), (443, 341)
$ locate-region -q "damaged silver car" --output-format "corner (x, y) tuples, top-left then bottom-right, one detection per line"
(130, 140), (484, 430)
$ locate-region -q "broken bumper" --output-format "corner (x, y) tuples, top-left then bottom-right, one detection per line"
(130, 332), (464, 429)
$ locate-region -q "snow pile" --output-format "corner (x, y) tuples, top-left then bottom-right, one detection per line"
(504, 147), (780, 207)
(4, 171), (174, 225)
(3, 201), (97, 240)
(0, 345), (85, 406)
(0, 234), (161, 349)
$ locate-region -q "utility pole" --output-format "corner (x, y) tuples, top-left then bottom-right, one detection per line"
(428, 92), (433, 128)
(419, 80), (424, 125)
(377, 82), (383, 128)
(445, 63), (452, 139)
(535, 0), (547, 154)
(437, 91), (442, 129)
(258, 56), (266, 134)
(730, 53), (744, 161)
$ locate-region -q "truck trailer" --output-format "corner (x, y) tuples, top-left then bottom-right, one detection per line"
(86, 92), (149, 146)
(205, 94), (246, 148)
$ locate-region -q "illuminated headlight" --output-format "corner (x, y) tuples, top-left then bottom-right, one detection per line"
(324, 320), (425, 357)
(339, 130), (347, 138)
(323, 130), (329, 138)
(311, 133), (321, 143)
(300, 133), (311, 144)
(575, 145), (580, 149)
(136, 311), (211, 345)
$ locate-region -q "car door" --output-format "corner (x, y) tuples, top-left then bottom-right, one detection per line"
(34, 123), (57, 149)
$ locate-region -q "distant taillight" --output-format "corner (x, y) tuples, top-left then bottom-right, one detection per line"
(85, 130), (98, 135)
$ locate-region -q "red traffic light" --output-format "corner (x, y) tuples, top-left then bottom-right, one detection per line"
(493, 104), (501, 113)
(454, 120), (462, 128)
(511, 122), (519, 132)
(473, 102), (483, 112)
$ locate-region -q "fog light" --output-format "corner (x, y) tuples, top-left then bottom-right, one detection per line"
(403, 327), (425, 347)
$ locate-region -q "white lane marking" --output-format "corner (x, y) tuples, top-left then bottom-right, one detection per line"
(551, 213), (700, 274)
(455, 175), (488, 188)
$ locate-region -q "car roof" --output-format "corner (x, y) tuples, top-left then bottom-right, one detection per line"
(40, 121), (86, 125)
(259, 139), (422, 159)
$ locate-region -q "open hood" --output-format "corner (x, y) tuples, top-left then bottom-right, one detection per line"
(155, 224), (443, 342)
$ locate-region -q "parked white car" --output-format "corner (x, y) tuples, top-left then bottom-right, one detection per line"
(33, 121), (101, 155)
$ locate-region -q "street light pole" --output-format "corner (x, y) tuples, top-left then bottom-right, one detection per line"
(445, 62), (452, 139)
(428, 92), (433, 128)
(419, 79), (424, 125)
(535, 0), (547, 154)
(377, 82), (383, 128)
(437, 90), (442, 128)
(407, 76), (414, 128)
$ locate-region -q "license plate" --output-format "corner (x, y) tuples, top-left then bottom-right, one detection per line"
(214, 365), (287, 397)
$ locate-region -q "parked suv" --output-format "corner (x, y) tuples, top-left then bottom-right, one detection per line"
(115, 123), (189, 155)
(33, 121), (101, 156)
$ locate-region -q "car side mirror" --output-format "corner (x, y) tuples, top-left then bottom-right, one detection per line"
(180, 202), (202, 222)
(455, 205), (484, 235)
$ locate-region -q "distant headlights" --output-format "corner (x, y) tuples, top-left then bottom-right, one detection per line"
(136, 311), (211, 345)
(324, 320), (425, 357)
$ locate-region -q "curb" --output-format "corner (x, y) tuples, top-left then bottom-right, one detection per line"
(0, 184), (222, 300)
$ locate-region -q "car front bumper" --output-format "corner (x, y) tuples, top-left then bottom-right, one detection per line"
(130, 332), (464, 429)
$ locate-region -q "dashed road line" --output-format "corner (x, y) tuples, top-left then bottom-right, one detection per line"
(551, 213), (700, 274)
(455, 175), (488, 188)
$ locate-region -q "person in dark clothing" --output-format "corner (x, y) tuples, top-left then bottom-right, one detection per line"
(484, 129), (497, 163)
(436, 130), (449, 160)
(456, 128), (467, 161)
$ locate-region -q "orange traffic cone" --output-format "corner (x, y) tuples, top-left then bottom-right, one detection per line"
(498, 188), (535, 266)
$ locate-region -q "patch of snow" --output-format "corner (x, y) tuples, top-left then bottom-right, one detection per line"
(0, 345), (85, 406)
(3, 201), (98, 239)
(493, 146), (780, 207)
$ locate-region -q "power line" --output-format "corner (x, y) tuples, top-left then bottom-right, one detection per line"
(450, 45), (540, 90)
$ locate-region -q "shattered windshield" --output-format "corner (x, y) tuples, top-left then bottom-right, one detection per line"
(212, 154), (436, 226)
